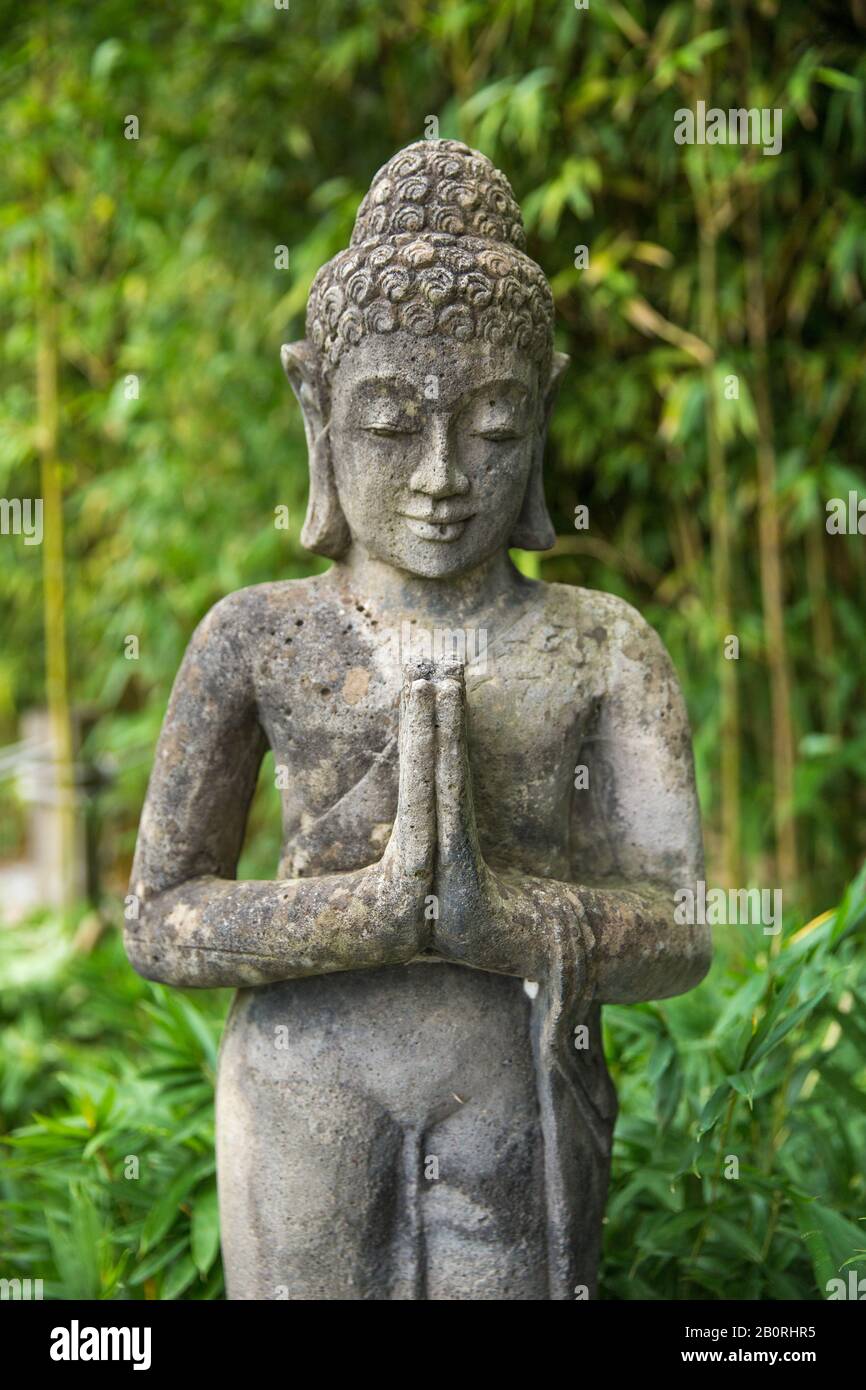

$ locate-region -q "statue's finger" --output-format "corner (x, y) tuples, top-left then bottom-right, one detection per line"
(435, 677), (475, 864)
(394, 677), (436, 875)
(433, 655), (465, 686)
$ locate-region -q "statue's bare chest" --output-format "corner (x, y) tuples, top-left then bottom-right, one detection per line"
(249, 607), (598, 879)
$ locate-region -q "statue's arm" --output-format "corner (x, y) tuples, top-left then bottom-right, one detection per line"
(565, 604), (711, 1003)
(126, 597), (434, 988)
(431, 609), (711, 1004)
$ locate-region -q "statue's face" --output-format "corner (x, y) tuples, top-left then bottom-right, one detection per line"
(328, 331), (541, 578)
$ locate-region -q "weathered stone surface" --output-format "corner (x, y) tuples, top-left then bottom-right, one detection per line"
(126, 139), (711, 1300)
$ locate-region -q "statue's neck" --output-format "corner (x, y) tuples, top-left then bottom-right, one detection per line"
(329, 545), (535, 628)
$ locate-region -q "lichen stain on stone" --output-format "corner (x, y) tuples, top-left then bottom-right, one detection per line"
(369, 821), (392, 854)
(342, 667), (370, 705)
(166, 900), (203, 939)
(307, 759), (340, 803)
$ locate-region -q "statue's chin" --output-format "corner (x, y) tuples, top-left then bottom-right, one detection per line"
(363, 533), (500, 581)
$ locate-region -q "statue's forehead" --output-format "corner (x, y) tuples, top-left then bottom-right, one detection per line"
(330, 332), (536, 407)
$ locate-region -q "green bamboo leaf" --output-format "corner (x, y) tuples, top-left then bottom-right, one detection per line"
(190, 1184), (220, 1276)
(695, 1083), (729, 1140)
(726, 1070), (756, 1106)
(794, 1198), (866, 1294)
(647, 1034), (675, 1083)
(129, 1235), (189, 1285)
(831, 859), (866, 941)
(815, 67), (862, 93)
(160, 1253), (199, 1300)
(139, 1158), (213, 1254)
(747, 987), (831, 1069)
(710, 1215), (764, 1264)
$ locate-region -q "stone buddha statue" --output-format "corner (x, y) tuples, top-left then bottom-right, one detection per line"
(126, 139), (710, 1300)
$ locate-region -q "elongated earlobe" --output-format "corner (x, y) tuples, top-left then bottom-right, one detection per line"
(509, 460), (556, 551)
(508, 351), (569, 551)
(299, 421), (351, 557)
(280, 342), (350, 559)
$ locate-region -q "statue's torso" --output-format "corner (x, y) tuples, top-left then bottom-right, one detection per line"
(224, 571), (616, 1081)
(215, 573), (624, 1297)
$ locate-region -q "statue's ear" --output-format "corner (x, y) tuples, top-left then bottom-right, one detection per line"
(280, 342), (350, 559)
(543, 351), (570, 426)
(280, 340), (323, 441)
(508, 351), (568, 552)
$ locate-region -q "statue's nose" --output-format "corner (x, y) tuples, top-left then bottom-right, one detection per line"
(408, 418), (470, 499)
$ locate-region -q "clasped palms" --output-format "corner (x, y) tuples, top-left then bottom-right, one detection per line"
(372, 662), (503, 967)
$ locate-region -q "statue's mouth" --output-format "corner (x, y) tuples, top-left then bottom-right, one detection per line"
(400, 514), (474, 542)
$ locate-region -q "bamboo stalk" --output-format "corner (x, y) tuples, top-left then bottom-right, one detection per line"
(688, 0), (741, 887)
(35, 231), (76, 916)
(804, 524), (836, 734)
(699, 213), (741, 889)
(739, 131), (798, 898)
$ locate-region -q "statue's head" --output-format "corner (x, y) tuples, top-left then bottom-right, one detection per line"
(282, 140), (567, 579)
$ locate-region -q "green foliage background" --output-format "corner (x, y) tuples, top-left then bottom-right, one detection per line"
(1, 0), (864, 1299)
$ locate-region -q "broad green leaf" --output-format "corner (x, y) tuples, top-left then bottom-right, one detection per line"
(190, 1184), (221, 1276)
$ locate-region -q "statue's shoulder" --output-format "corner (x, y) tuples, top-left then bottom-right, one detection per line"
(539, 580), (652, 639)
(539, 581), (673, 671)
(190, 573), (341, 653)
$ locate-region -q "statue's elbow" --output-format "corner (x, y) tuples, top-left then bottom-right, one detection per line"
(123, 879), (205, 986)
(124, 921), (175, 985)
(638, 923), (713, 1003)
(123, 903), (205, 986)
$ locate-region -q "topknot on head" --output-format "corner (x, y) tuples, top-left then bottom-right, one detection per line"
(350, 139), (527, 250)
(305, 140), (554, 386)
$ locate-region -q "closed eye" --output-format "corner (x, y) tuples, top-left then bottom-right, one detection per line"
(362, 424), (419, 437)
(471, 429), (524, 441)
